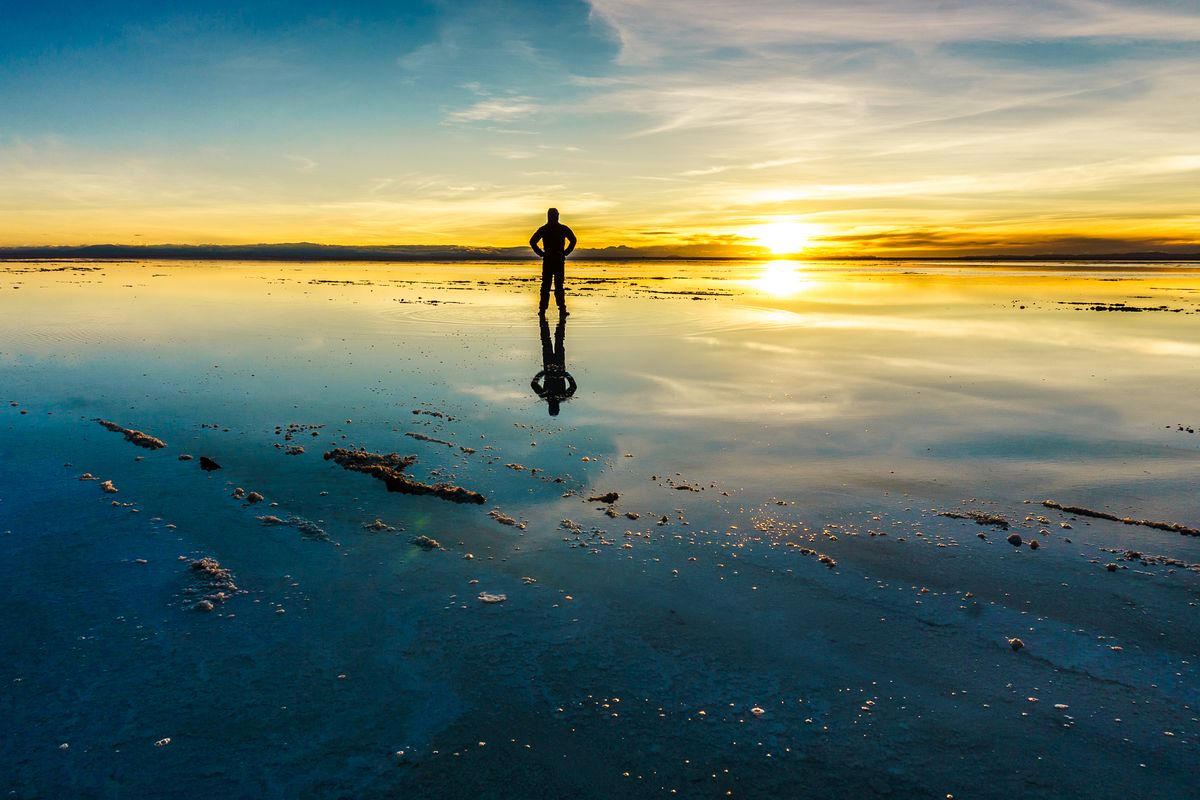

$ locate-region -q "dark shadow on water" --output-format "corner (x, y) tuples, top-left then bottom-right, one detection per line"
(531, 316), (577, 416)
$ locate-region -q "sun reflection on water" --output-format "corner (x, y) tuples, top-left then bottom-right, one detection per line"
(749, 260), (814, 297)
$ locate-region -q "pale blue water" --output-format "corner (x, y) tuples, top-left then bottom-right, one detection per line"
(2, 260), (1199, 798)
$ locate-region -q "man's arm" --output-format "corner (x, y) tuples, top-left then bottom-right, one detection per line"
(563, 226), (577, 257)
(529, 227), (545, 258)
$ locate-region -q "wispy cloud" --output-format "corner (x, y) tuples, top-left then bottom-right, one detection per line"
(556, 0), (1200, 251)
(588, 1), (1200, 63)
(283, 154), (317, 172)
(446, 96), (540, 123)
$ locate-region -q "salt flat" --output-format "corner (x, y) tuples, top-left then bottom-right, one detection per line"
(2, 259), (1198, 798)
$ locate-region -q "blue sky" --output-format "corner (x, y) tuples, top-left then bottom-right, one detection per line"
(0, 1), (612, 141)
(2, 1), (1198, 253)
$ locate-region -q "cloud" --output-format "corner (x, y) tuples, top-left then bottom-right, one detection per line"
(445, 96), (540, 123)
(283, 154), (317, 172)
(587, 1), (1200, 63)
(490, 148), (535, 160)
(549, 0), (1200, 253)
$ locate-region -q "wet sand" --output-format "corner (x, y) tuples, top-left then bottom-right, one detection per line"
(1, 259), (1198, 798)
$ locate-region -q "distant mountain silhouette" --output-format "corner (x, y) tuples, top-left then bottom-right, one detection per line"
(0, 242), (740, 261)
(0, 243), (1197, 262)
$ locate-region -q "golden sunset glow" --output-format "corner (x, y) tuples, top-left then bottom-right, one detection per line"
(1, 2), (1197, 256)
(745, 222), (822, 255)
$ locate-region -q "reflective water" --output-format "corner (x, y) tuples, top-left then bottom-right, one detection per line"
(2, 259), (1198, 798)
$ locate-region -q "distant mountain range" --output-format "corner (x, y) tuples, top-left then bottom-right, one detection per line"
(0, 242), (706, 261)
(0, 243), (1198, 262)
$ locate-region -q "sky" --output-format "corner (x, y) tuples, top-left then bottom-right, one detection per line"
(1, 0), (1198, 256)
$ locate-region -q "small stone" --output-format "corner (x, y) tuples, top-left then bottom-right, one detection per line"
(154, 738), (171, 747)
(198, 456), (221, 471)
(246, 491), (264, 504)
(193, 600), (214, 612)
(478, 592), (507, 604)
(1028, 539), (1040, 550)
(750, 706), (765, 717)
(1007, 637), (1024, 652)
(413, 535), (441, 550)
(231, 487), (245, 499)
(1106, 563), (1118, 572)
(1006, 533), (1022, 546)
(100, 480), (118, 494)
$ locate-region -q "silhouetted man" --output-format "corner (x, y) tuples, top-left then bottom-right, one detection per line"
(531, 316), (576, 416)
(529, 207), (577, 317)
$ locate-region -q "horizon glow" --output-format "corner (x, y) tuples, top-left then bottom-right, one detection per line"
(1, 1), (1198, 256)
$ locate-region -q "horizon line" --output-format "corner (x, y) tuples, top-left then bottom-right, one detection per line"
(2, 242), (1200, 263)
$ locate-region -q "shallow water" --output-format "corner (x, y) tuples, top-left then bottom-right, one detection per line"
(2, 259), (1199, 798)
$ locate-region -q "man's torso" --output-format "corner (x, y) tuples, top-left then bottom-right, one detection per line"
(535, 222), (574, 259)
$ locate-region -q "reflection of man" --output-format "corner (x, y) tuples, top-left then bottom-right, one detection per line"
(531, 316), (577, 416)
(528, 207), (577, 317)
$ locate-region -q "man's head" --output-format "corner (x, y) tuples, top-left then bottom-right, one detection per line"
(547, 207), (559, 222)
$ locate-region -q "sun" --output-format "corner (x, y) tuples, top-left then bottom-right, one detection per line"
(746, 221), (821, 254)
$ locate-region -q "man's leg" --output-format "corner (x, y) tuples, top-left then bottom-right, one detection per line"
(539, 263), (552, 313)
(540, 317), (553, 363)
(553, 262), (566, 311)
(553, 318), (565, 368)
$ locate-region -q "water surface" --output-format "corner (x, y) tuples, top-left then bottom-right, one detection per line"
(2, 259), (1198, 798)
